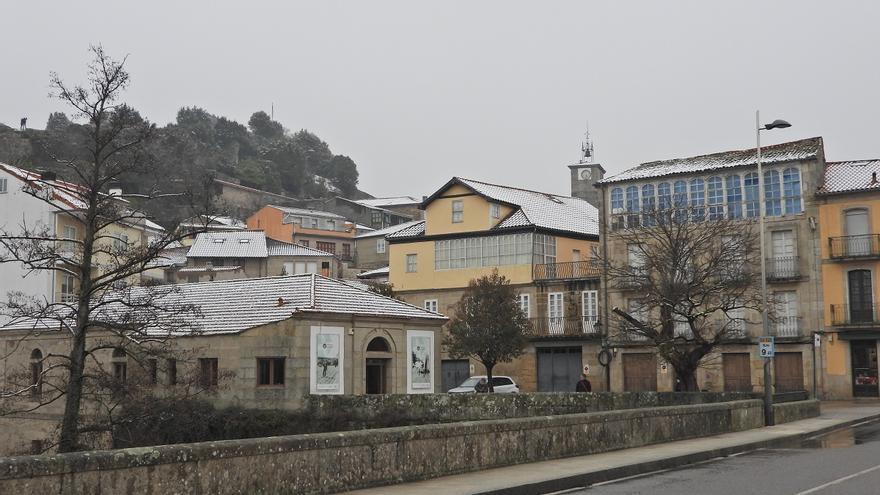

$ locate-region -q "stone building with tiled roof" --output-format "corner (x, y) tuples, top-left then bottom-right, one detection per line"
(388, 176), (602, 392)
(597, 137), (826, 396)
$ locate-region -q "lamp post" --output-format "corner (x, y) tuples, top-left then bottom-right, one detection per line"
(757, 111), (792, 427)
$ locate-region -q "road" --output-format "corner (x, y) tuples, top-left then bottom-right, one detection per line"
(567, 419), (880, 495)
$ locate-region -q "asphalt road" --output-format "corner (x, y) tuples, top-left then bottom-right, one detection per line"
(567, 419), (880, 495)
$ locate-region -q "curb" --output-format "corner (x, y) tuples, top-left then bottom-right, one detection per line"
(474, 412), (880, 495)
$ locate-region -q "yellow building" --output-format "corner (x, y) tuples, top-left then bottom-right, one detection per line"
(388, 176), (602, 392)
(817, 159), (880, 398)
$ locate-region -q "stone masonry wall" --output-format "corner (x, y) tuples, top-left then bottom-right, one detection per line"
(0, 400), (764, 494)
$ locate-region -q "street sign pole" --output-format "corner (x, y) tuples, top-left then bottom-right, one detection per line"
(759, 336), (775, 426)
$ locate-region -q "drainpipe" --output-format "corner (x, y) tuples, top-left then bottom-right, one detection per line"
(600, 183), (611, 391)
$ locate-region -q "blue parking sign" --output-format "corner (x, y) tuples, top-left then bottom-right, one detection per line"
(759, 336), (775, 358)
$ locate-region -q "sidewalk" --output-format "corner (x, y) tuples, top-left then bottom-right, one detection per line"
(344, 401), (880, 495)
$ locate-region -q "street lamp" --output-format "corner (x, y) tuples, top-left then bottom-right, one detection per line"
(757, 111), (791, 427)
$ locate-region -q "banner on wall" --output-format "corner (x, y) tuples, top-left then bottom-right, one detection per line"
(407, 330), (434, 393)
(311, 326), (344, 394)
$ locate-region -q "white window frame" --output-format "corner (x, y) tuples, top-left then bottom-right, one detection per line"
(60, 274), (76, 303)
(548, 292), (564, 335)
(452, 200), (464, 223)
(376, 237), (386, 254)
(582, 290), (598, 333)
(424, 299), (438, 313)
(518, 293), (530, 318)
(0, 177), (7, 194)
(406, 254), (418, 272)
(490, 203), (500, 219)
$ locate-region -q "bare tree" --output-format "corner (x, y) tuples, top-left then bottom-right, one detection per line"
(605, 207), (764, 391)
(0, 46), (217, 452)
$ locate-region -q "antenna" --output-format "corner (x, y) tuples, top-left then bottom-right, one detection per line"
(271, 103), (274, 120)
(580, 123), (594, 163)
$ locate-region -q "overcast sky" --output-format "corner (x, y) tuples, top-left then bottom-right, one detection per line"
(3, 1), (879, 198)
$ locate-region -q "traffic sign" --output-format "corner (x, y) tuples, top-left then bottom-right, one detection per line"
(583, 364), (591, 375)
(814, 333), (821, 348)
(759, 336), (775, 358)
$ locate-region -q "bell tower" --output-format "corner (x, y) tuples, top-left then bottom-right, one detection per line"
(568, 127), (605, 208)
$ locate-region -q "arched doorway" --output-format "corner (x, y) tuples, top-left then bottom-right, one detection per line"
(365, 337), (392, 394)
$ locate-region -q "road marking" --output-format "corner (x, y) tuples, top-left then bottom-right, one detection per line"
(794, 463), (880, 495)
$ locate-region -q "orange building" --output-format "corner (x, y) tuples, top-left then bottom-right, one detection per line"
(247, 205), (356, 262)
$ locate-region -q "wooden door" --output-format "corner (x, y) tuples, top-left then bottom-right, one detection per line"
(623, 353), (657, 391)
(537, 347), (583, 392)
(774, 352), (804, 392)
(722, 353), (752, 392)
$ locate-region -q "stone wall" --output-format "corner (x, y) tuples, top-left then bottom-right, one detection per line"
(0, 400), (764, 494)
(773, 398), (820, 424)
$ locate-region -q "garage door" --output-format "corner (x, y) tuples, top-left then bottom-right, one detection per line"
(623, 353), (657, 391)
(774, 352), (804, 392)
(537, 347), (583, 392)
(723, 353), (752, 392)
(441, 359), (471, 392)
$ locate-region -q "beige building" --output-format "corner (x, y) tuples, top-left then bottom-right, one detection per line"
(596, 137), (825, 394)
(354, 220), (423, 270)
(0, 274), (446, 455)
(162, 230), (338, 283)
(387, 176), (602, 392)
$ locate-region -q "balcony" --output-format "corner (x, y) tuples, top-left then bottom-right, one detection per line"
(766, 256), (802, 281)
(774, 316), (800, 337)
(830, 304), (880, 326)
(829, 235), (880, 259)
(525, 316), (600, 338)
(533, 260), (601, 282)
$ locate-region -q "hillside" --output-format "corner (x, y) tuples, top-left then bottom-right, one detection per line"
(0, 108), (372, 219)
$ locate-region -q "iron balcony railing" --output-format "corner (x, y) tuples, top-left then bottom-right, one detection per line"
(533, 260), (601, 281)
(830, 304), (879, 326)
(766, 256), (801, 281)
(829, 234), (880, 259)
(526, 316), (600, 338)
(774, 316), (800, 337)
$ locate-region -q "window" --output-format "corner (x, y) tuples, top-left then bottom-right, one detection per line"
(726, 306), (746, 337)
(783, 168), (802, 214)
(706, 176), (724, 220)
(113, 233), (129, 251)
(406, 254), (418, 272)
(61, 225), (78, 254)
(147, 359), (158, 385)
(376, 238), (386, 254)
(257, 358), (285, 386)
(210, 258), (224, 267)
(582, 290), (598, 332)
(627, 299), (648, 339)
(316, 241), (335, 253)
(452, 200), (464, 223)
(774, 291), (799, 337)
(725, 175), (742, 219)
(689, 178), (705, 222)
(744, 172), (760, 218)
(282, 262), (294, 275)
(611, 187), (624, 229)
(626, 186), (640, 228)
(771, 230), (797, 278)
(673, 180), (688, 222)
(60, 274), (76, 303)
(548, 293), (564, 334)
(327, 220), (336, 230)
(342, 243), (351, 257)
(518, 294), (530, 318)
(311, 218), (319, 229)
(299, 240), (309, 247)
(533, 234), (556, 265)
(434, 233), (536, 270)
(490, 203), (501, 219)
(657, 182), (672, 211)
(424, 299), (438, 313)
(627, 243), (645, 269)
(371, 210), (382, 226)
(641, 184), (656, 226)
(0, 177), (6, 193)
(30, 349), (42, 399)
(199, 358), (219, 388)
(764, 170), (782, 216)
(167, 358), (178, 385)
(112, 348), (127, 384)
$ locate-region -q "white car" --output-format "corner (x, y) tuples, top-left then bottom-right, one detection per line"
(448, 375), (520, 394)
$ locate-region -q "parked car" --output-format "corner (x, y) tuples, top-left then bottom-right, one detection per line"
(448, 375), (519, 394)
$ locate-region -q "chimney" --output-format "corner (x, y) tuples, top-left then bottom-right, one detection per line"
(38, 170), (57, 182)
(109, 181), (123, 196)
(872, 172), (878, 185)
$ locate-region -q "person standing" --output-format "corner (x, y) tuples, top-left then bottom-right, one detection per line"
(575, 373), (592, 392)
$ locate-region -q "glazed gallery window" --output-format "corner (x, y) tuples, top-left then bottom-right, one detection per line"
(609, 167), (803, 229)
(434, 233), (534, 270)
(257, 358), (285, 386)
(452, 200), (464, 223)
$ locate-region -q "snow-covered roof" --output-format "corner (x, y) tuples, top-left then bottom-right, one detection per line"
(356, 266), (390, 279)
(818, 160), (880, 195)
(355, 196), (421, 208)
(145, 247), (189, 269)
(271, 205), (346, 220)
(179, 215), (246, 230)
(386, 220), (426, 240)
(266, 239), (334, 257)
(0, 274), (446, 336)
(144, 219), (165, 233)
(0, 162), (89, 210)
(408, 177), (599, 238)
(356, 220), (424, 239)
(177, 265), (242, 273)
(187, 231), (268, 258)
(598, 137), (824, 185)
